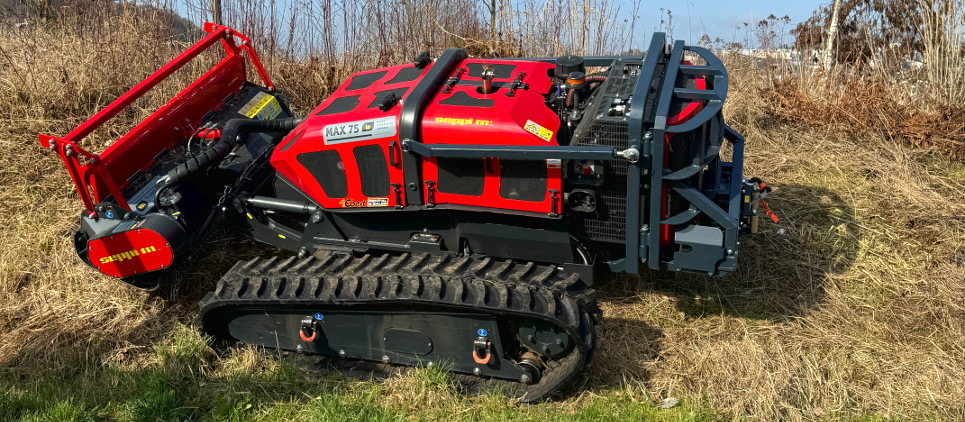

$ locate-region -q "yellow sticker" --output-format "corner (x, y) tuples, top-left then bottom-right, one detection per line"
(524, 120), (554, 142)
(239, 92), (283, 120)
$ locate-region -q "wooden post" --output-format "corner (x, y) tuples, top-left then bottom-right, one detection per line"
(211, 0), (223, 25)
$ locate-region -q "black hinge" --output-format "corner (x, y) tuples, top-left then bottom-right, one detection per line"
(441, 68), (464, 94)
(505, 72), (528, 97)
(377, 92), (401, 111)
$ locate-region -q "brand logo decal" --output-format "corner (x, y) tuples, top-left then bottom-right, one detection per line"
(322, 117), (396, 144)
(339, 197), (389, 208)
(98, 245), (159, 265)
(434, 117), (492, 126)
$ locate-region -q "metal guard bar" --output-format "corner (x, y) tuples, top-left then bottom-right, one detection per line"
(39, 23), (273, 214)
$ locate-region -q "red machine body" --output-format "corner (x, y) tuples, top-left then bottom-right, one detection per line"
(87, 229), (174, 278)
(270, 59), (562, 215)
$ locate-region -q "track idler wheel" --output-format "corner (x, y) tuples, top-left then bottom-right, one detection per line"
(517, 351), (543, 384)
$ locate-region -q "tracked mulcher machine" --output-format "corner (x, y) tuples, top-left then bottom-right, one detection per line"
(41, 24), (773, 401)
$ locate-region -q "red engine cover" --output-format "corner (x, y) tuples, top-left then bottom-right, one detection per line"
(270, 57), (563, 215)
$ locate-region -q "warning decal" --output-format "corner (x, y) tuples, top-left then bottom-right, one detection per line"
(323, 116), (397, 145)
(239, 92), (283, 120)
(524, 120), (554, 142)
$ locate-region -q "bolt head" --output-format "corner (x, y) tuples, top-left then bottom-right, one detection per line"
(382, 355), (390, 364)
(296, 344), (303, 352)
(338, 350), (346, 358)
(473, 367), (482, 376)
(520, 374), (531, 384)
(427, 361), (433, 368)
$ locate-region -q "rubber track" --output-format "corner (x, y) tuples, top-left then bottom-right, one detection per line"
(198, 251), (598, 402)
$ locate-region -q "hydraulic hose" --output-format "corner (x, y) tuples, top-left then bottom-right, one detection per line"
(155, 116), (304, 205)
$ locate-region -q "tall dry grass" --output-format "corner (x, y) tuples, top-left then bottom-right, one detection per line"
(0, 2), (964, 420)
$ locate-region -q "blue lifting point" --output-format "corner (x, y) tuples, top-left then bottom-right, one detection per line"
(313, 313), (324, 320)
(477, 328), (487, 337)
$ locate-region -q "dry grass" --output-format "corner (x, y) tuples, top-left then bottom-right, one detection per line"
(1, 7), (965, 421)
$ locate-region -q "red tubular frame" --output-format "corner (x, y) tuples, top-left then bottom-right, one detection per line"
(39, 23), (273, 214)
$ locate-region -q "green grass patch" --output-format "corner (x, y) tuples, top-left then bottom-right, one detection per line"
(0, 324), (730, 421)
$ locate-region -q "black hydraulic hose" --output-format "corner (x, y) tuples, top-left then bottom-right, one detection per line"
(155, 116), (305, 205)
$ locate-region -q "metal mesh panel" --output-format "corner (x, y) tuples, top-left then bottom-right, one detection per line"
(437, 158), (485, 196)
(297, 150), (348, 199)
(499, 160), (546, 202)
(353, 145), (389, 197)
(572, 120), (629, 243)
(567, 62), (639, 244)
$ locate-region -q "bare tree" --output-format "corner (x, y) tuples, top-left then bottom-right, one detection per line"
(211, 0), (223, 25)
(822, 0), (842, 68)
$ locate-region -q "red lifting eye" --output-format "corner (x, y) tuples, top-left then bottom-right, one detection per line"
(300, 317), (318, 342)
(472, 337), (492, 364)
(299, 329), (316, 342)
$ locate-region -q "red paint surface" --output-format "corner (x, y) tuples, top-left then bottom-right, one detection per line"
(87, 229), (174, 278)
(272, 59), (562, 215)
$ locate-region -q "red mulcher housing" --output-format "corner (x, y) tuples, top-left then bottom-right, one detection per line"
(41, 24), (773, 401)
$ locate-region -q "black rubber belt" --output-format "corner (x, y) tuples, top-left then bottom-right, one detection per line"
(198, 251), (598, 402)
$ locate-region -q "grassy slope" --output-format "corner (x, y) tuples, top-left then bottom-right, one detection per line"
(1, 17), (964, 421)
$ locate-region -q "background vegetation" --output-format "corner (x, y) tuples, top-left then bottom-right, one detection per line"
(0, 0), (963, 420)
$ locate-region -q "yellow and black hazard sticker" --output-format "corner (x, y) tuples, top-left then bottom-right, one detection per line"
(239, 92), (283, 120)
(524, 120), (554, 142)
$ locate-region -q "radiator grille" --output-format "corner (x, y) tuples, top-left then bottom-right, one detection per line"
(568, 60), (639, 244)
(572, 120), (629, 243)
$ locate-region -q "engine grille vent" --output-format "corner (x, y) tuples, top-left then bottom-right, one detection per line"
(354, 145), (389, 197)
(499, 159), (547, 202)
(437, 158), (485, 196)
(297, 150), (348, 199)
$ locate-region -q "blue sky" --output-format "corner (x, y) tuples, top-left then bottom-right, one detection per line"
(175, 0), (830, 51)
(623, 0), (827, 48)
